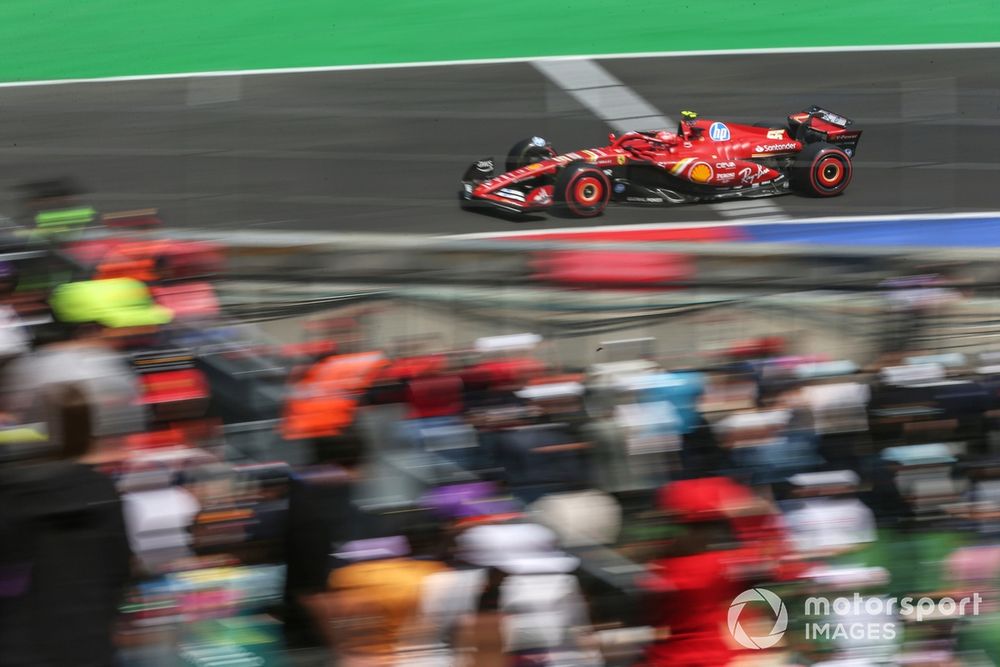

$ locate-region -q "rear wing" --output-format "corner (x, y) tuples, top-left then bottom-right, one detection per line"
(788, 106), (862, 156)
(806, 106), (853, 127)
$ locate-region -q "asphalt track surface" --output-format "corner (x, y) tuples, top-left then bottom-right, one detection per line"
(0, 48), (997, 235)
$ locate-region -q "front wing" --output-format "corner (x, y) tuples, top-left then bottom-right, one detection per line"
(458, 186), (550, 215)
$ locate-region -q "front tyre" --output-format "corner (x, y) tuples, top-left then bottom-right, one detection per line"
(553, 162), (611, 218)
(789, 142), (853, 197)
(505, 137), (556, 172)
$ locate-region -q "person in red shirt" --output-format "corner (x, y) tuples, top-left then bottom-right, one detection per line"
(638, 477), (789, 667)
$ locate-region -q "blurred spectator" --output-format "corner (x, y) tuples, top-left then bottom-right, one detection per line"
(639, 477), (774, 667)
(881, 444), (962, 518)
(713, 401), (821, 488)
(302, 535), (446, 666)
(864, 454), (915, 528)
(612, 387), (680, 489)
(283, 431), (388, 648)
(186, 462), (252, 558)
(415, 521), (601, 666)
(496, 419), (591, 505)
(17, 178), (96, 238)
(581, 395), (635, 494)
(583, 367), (687, 494)
(420, 481), (520, 526)
(240, 464), (291, 563)
(780, 470), (876, 559)
(0, 383), (131, 666)
(0, 261), (28, 364)
(961, 459), (1000, 536)
(406, 373), (465, 421)
(119, 458), (201, 572)
(1, 277), (172, 446)
(400, 372), (480, 471)
(528, 486), (622, 550)
(519, 377), (591, 440)
(679, 411), (728, 479)
(516, 382), (622, 548)
(699, 365), (759, 415)
(799, 378), (871, 470)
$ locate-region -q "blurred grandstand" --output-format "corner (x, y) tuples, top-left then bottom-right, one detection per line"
(4, 188), (1000, 666)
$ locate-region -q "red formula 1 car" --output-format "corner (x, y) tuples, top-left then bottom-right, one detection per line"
(460, 106), (861, 218)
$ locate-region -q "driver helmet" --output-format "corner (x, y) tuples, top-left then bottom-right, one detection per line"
(679, 110), (699, 140)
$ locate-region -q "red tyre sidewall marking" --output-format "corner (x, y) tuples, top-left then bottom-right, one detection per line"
(817, 156), (842, 187)
(809, 150), (852, 195)
(566, 171), (608, 216)
(575, 176), (603, 204)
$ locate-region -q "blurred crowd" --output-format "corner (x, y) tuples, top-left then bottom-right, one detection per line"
(6, 304), (1000, 667)
(4, 186), (1000, 666)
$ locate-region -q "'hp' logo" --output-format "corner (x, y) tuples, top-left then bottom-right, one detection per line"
(708, 122), (731, 141)
(728, 588), (788, 650)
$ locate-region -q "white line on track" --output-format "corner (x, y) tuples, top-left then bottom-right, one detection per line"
(163, 210), (1000, 246)
(532, 59), (669, 133)
(444, 210), (1000, 240)
(0, 42), (997, 88)
(532, 59), (787, 221)
(713, 198), (788, 220)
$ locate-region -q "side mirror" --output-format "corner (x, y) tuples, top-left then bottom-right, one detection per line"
(608, 132), (616, 144)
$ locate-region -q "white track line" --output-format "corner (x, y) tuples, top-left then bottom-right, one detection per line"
(532, 59), (786, 221)
(445, 210), (1000, 240)
(0, 42), (998, 88)
(532, 59), (669, 133)
(714, 198), (788, 221)
(162, 210), (1000, 245)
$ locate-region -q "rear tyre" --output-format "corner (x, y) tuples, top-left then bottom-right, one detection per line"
(789, 142), (853, 197)
(505, 137), (556, 172)
(553, 162), (611, 218)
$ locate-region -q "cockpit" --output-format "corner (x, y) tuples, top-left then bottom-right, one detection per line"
(678, 110), (701, 141)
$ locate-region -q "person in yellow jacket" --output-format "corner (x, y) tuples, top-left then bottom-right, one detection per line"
(303, 535), (447, 667)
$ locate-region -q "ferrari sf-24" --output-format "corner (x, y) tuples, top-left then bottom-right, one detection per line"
(460, 106), (861, 218)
